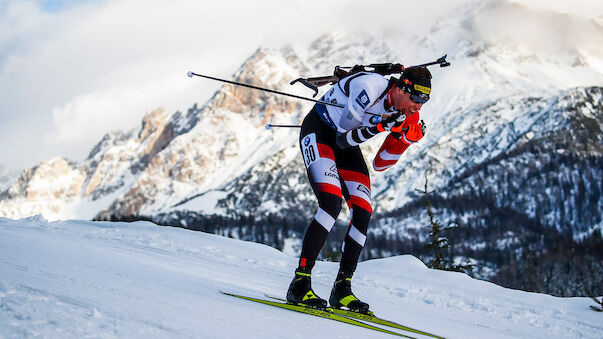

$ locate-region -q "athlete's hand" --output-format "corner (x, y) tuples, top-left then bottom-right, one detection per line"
(399, 120), (426, 144)
(377, 112), (406, 132)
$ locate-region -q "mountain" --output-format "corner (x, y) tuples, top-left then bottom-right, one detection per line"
(1, 216), (601, 338)
(0, 45), (310, 221)
(1, 0), (602, 296)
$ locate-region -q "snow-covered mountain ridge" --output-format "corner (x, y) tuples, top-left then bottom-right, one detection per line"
(0, 46), (309, 221)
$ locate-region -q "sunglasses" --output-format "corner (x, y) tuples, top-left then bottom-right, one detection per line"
(399, 82), (429, 104)
(410, 92), (429, 104)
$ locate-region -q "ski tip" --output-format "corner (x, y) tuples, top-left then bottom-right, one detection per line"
(187, 71), (194, 78)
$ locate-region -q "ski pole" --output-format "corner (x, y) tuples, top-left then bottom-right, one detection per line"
(187, 71), (344, 108)
(265, 123), (301, 129)
(186, 71), (383, 116)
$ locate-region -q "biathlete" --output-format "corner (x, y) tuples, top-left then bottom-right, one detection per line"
(287, 66), (433, 313)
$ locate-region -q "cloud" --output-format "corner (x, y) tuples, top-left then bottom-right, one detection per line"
(0, 0), (601, 170)
(473, 1), (603, 55)
(508, 0), (603, 20)
(47, 68), (198, 143)
(0, 0), (457, 169)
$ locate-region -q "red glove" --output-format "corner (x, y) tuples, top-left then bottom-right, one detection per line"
(398, 120), (425, 145)
(375, 112), (406, 132)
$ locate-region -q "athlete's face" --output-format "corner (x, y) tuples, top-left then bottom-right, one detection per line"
(391, 87), (423, 114)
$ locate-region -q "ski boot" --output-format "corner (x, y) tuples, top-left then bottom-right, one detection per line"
(329, 270), (371, 314)
(286, 268), (328, 310)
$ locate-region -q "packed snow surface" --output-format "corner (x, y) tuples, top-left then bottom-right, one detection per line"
(0, 217), (600, 338)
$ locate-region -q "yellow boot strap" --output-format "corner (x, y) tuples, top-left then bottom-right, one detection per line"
(302, 290), (318, 301)
(340, 295), (358, 307)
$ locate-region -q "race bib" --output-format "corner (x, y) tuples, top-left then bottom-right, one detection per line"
(301, 133), (319, 168)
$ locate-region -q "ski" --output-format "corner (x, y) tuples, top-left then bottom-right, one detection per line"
(265, 294), (445, 339)
(220, 291), (416, 338)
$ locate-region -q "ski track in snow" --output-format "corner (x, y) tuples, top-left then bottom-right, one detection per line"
(0, 217), (601, 338)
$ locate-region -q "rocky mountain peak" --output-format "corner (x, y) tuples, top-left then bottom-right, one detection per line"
(88, 44), (313, 220)
(0, 157), (85, 219)
(138, 107), (170, 142)
(203, 46), (307, 128)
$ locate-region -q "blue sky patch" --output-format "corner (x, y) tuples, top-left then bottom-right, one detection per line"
(36, 0), (102, 13)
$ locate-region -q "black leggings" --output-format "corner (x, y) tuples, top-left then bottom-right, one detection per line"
(298, 108), (372, 273)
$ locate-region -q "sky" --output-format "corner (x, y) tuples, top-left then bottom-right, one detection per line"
(0, 0), (601, 172)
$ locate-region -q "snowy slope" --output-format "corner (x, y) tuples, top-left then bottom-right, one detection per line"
(1, 217), (600, 338)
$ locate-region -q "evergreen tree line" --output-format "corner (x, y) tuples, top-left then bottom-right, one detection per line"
(492, 230), (603, 297)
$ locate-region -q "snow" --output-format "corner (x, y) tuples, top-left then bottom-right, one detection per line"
(171, 189), (227, 214)
(1, 217), (601, 338)
(281, 236), (302, 257)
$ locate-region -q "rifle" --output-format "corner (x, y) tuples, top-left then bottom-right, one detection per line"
(290, 55), (450, 97)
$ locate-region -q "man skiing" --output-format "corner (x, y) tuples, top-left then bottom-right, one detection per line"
(287, 66), (432, 313)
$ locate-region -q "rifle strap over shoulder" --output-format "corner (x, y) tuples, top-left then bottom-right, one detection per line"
(338, 72), (368, 97)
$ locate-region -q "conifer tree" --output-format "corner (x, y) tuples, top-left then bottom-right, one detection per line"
(418, 176), (473, 274)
